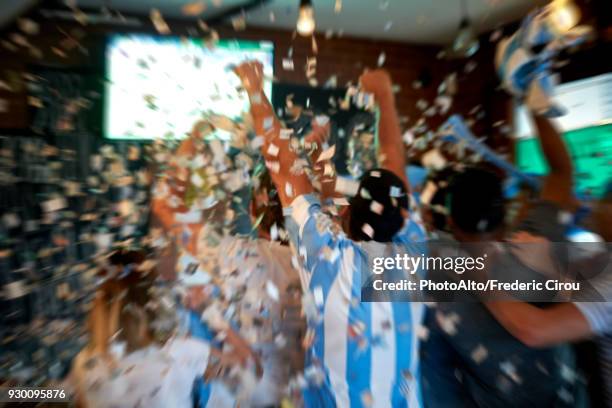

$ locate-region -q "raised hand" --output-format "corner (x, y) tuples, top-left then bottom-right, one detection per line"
(359, 69), (393, 100)
(233, 60), (264, 93)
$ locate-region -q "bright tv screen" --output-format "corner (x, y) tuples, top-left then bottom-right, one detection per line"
(104, 34), (274, 140)
(513, 74), (612, 199)
(516, 124), (612, 199)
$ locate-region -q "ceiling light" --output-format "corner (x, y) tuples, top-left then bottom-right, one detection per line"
(449, 0), (479, 58)
(453, 18), (479, 58)
(296, 0), (315, 37)
(549, 0), (581, 34)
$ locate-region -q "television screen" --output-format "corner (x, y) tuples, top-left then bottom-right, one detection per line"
(515, 124), (612, 199)
(104, 34), (274, 140)
(514, 74), (612, 199)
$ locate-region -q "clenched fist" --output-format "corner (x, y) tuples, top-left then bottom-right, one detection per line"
(233, 60), (264, 93)
(359, 69), (394, 100)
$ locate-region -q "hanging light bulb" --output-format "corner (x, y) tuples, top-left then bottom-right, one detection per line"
(549, 0), (581, 34)
(296, 0), (315, 37)
(448, 0), (479, 59)
(453, 18), (479, 57)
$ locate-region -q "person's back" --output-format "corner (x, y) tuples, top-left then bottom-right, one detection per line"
(422, 298), (576, 407)
(420, 167), (580, 407)
(285, 169), (428, 407)
(232, 61), (428, 407)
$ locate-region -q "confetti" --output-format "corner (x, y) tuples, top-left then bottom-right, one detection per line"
(390, 186), (403, 197)
(421, 149), (447, 170)
(28, 96), (43, 108)
(150, 9), (170, 35)
(285, 182), (294, 197)
(282, 58), (294, 71)
(316, 145), (336, 162)
(499, 361), (522, 384)
(464, 60), (478, 73)
(17, 18), (39, 35)
(313, 286), (324, 306)
(335, 176), (359, 196)
(267, 143), (280, 157)
(312, 36), (318, 54)
(231, 16), (246, 31)
(361, 391), (374, 407)
(436, 311), (460, 336)
(251, 136), (265, 150)
(360, 188), (372, 200)
(315, 115), (330, 126)
(333, 197), (350, 206)
(265, 281), (280, 302)
(361, 223), (375, 238)
(280, 128), (294, 139)
(490, 28), (503, 42)
(2, 213), (20, 228)
(197, 19), (209, 31)
(471, 344), (488, 364)
(41, 197), (67, 213)
(263, 117), (274, 130)
(306, 57), (317, 78)
(370, 201), (384, 215)
(265, 160), (280, 173)
(377, 52), (386, 67)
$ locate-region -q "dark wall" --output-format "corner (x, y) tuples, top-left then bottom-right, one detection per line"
(0, 13), (447, 135)
(0, 6), (610, 146)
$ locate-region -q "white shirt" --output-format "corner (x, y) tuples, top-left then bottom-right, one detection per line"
(73, 337), (210, 408)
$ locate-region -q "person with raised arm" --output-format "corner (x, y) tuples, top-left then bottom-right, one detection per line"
(235, 61), (427, 408)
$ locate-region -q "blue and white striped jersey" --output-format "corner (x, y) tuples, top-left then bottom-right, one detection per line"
(285, 194), (427, 408)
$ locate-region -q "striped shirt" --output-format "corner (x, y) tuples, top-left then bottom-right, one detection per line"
(285, 194), (427, 408)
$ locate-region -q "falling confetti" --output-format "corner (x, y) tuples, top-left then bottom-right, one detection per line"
(150, 9), (171, 35)
(471, 344), (488, 364)
(17, 18), (39, 35)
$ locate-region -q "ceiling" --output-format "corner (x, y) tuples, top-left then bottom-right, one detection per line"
(6, 0), (549, 44)
(0, 0), (38, 28)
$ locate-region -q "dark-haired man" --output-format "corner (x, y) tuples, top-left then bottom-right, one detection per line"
(235, 61), (427, 407)
(420, 111), (586, 407)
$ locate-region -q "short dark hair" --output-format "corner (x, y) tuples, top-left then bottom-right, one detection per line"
(448, 168), (505, 233)
(349, 168), (408, 242)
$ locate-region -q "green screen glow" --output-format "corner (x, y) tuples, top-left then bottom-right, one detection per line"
(516, 124), (612, 198)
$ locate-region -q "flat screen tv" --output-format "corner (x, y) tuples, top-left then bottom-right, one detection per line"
(514, 74), (612, 198)
(104, 34), (274, 140)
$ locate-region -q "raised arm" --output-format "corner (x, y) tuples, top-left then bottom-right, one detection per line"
(304, 118), (340, 202)
(359, 70), (410, 193)
(484, 301), (591, 348)
(531, 112), (578, 212)
(234, 61), (313, 207)
(89, 289), (111, 355)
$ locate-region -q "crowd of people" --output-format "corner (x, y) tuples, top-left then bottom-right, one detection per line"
(63, 7), (611, 408)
